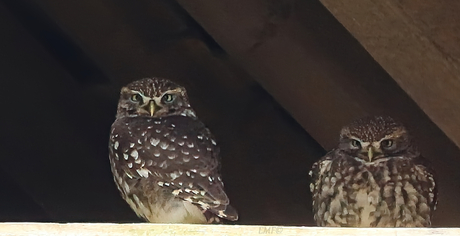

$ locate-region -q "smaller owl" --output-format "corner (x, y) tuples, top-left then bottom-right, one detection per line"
(109, 78), (238, 223)
(309, 116), (437, 227)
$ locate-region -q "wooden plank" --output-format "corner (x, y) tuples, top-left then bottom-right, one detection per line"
(318, 0), (460, 149)
(0, 223), (458, 236)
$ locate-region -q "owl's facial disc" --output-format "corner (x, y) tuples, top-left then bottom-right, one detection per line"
(349, 137), (387, 162)
(117, 78), (198, 119)
(350, 136), (399, 162)
(125, 87), (190, 118)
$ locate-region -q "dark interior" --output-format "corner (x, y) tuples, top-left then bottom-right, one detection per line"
(0, 0), (458, 226)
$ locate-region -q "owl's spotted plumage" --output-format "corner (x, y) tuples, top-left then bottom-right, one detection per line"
(108, 77), (238, 223)
(309, 116), (437, 227)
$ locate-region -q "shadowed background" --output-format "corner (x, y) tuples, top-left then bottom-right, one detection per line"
(0, 0), (459, 226)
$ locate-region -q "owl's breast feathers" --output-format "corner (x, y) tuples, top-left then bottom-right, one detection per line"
(310, 150), (437, 227)
(109, 115), (237, 222)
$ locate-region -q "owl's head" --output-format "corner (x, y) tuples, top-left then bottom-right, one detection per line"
(116, 77), (196, 119)
(338, 116), (414, 162)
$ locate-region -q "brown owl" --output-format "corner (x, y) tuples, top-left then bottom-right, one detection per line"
(108, 77), (238, 223)
(309, 116), (437, 227)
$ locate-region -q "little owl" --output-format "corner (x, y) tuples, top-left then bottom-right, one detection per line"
(309, 116), (437, 227)
(108, 77), (238, 223)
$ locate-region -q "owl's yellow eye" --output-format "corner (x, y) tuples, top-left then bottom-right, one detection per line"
(131, 94), (143, 103)
(162, 94), (175, 103)
(351, 139), (361, 148)
(381, 139), (394, 148)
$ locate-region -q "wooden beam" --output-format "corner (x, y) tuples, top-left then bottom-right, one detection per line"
(175, 0), (460, 226)
(0, 223), (458, 236)
(318, 0), (460, 149)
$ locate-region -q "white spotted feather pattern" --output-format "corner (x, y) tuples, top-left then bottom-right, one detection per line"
(108, 78), (237, 223)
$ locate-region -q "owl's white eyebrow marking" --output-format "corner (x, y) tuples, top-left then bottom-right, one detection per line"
(359, 141), (370, 148)
(160, 88), (182, 97)
(349, 136), (363, 142)
(128, 90), (151, 104)
(379, 134), (399, 141)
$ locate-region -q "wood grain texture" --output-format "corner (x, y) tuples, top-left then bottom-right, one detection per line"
(175, 0), (460, 226)
(0, 223), (458, 236)
(318, 0), (460, 149)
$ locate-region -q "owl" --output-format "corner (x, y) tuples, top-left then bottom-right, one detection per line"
(309, 116), (437, 227)
(108, 77), (238, 223)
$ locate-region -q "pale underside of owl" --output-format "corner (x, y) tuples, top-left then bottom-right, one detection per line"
(310, 116), (437, 227)
(108, 77), (238, 223)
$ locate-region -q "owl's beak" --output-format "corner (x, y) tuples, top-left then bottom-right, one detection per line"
(148, 100), (156, 116)
(368, 147), (374, 161)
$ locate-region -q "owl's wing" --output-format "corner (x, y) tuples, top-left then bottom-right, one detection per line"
(309, 149), (335, 191)
(113, 116), (237, 221)
(413, 155), (438, 213)
(309, 149), (336, 226)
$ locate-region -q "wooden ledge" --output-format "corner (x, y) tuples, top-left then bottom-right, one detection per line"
(0, 223), (458, 236)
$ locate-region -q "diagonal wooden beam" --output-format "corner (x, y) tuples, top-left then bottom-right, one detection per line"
(175, 0), (460, 226)
(319, 0), (460, 150)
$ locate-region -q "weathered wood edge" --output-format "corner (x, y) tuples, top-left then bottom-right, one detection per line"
(319, 0), (460, 149)
(0, 223), (457, 236)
